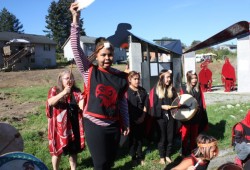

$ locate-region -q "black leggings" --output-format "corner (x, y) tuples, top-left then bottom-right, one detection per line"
(129, 123), (144, 160)
(84, 118), (121, 170)
(156, 114), (174, 158)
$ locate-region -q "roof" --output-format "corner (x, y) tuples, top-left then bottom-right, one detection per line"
(154, 39), (182, 55)
(80, 36), (96, 44)
(8, 38), (30, 44)
(106, 23), (181, 55)
(0, 32), (56, 45)
(61, 35), (96, 49)
(184, 21), (249, 53)
(130, 32), (173, 53)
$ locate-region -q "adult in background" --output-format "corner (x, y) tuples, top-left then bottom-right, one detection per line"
(127, 71), (148, 166)
(221, 57), (236, 92)
(46, 70), (85, 170)
(171, 134), (219, 170)
(180, 70), (208, 156)
(150, 69), (178, 164)
(70, 3), (130, 170)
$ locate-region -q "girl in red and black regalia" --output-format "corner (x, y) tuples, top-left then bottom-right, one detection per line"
(127, 71), (148, 166)
(70, 3), (130, 170)
(150, 69), (178, 165)
(180, 70), (208, 156)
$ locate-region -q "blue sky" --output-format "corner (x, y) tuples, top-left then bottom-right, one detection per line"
(1, 0), (249, 46)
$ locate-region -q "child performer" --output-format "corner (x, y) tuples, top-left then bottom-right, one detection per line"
(127, 71), (148, 166)
(70, 2), (130, 170)
(150, 69), (178, 164)
(180, 70), (208, 156)
(172, 134), (219, 170)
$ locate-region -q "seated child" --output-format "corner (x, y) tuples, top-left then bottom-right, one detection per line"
(171, 134), (219, 170)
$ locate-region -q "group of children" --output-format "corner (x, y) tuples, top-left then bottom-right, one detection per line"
(128, 69), (218, 170)
(45, 2), (221, 170)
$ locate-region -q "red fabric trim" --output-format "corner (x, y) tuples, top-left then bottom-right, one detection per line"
(149, 88), (154, 109)
(85, 111), (119, 121)
(200, 86), (206, 109)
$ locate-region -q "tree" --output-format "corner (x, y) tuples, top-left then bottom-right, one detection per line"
(44, 0), (86, 52)
(0, 8), (24, 33)
(191, 40), (201, 47)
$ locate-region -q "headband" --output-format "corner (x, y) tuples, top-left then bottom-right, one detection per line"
(198, 141), (217, 148)
(160, 69), (172, 75)
(88, 42), (112, 61)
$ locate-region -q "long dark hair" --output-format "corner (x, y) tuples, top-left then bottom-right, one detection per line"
(193, 134), (218, 160)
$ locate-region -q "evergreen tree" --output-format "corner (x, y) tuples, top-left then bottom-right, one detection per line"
(0, 8), (24, 33)
(44, 0), (85, 52)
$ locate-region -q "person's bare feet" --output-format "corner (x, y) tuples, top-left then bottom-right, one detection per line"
(140, 160), (146, 166)
(165, 157), (172, 163)
(159, 158), (166, 165)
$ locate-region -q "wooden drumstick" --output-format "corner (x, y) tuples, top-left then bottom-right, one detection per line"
(169, 105), (180, 109)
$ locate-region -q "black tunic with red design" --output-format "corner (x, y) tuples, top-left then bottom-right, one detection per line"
(86, 66), (128, 120)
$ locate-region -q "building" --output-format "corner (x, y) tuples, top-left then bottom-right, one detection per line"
(218, 44), (237, 53)
(62, 36), (127, 64)
(0, 32), (56, 71)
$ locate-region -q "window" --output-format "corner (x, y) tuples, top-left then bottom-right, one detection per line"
(44, 44), (50, 51)
(30, 58), (35, 63)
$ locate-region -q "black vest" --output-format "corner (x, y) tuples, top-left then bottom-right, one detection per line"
(240, 123), (250, 143)
(181, 85), (203, 124)
(86, 66), (128, 119)
(127, 87), (147, 122)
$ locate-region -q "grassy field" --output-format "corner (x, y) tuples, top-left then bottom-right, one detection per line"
(1, 60), (249, 170)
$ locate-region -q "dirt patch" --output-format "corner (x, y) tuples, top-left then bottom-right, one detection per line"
(0, 67), (84, 121)
(0, 92), (40, 121)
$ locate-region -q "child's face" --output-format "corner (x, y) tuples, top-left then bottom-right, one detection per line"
(191, 74), (198, 87)
(208, 146), (218, 160)
(129, 74), (140, 88)
(96, 48), (113, 69)
(163, 72), (171, 86)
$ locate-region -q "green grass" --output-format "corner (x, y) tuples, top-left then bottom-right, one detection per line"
(1, 85), (250, 169)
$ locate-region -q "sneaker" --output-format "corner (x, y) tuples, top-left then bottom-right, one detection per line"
(234, 157), (243, 167)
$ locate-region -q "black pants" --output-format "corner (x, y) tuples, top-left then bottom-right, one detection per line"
(156, 113), (174, 158)
(129, 122), (144, 160)
(84, 118), (120, 170)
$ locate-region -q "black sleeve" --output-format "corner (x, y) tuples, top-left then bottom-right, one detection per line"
(234, 129), (244, 144)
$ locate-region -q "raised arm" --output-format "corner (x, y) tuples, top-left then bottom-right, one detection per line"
(70, 2), (91, 85)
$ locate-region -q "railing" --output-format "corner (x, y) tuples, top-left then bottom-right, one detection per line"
(3, 45), (35, 70)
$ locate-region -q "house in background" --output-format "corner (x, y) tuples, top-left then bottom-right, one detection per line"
(0, 32), (57, 71)
(62, 35), (127, 64)
(218, 44), (237, 53)
(62, 36), (96, 62)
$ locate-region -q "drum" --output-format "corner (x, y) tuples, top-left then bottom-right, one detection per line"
(0, 152), (48, 170)
(0, 122), (24, 155)
(170, 94), (198, 121)
(217, 162), (242, 170)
